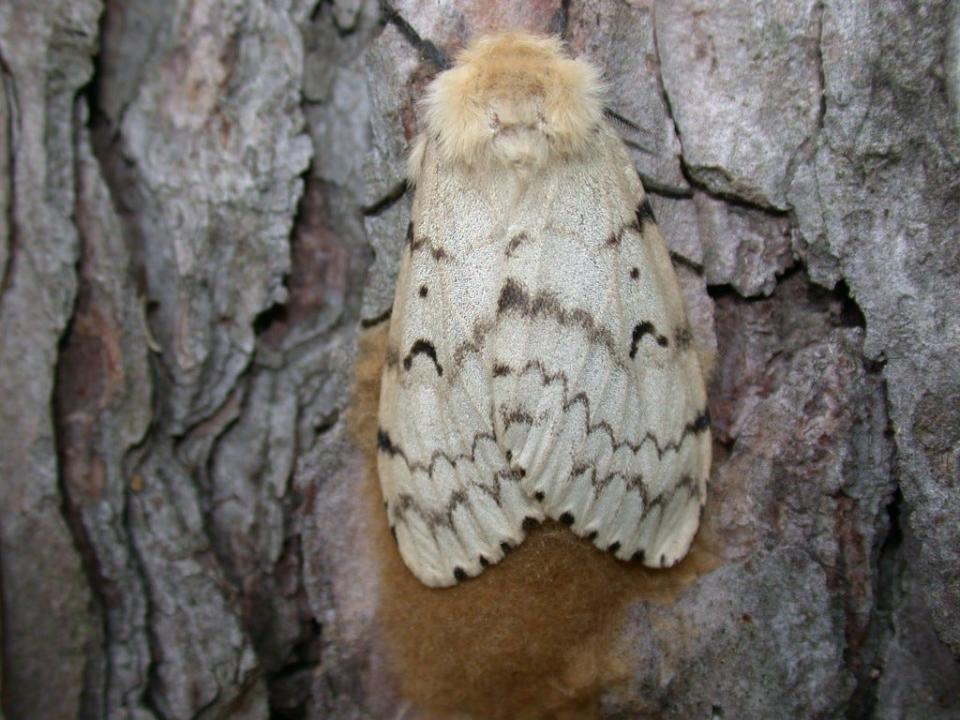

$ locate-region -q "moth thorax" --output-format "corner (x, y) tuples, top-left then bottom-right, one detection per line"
(487, 98), (552, 168)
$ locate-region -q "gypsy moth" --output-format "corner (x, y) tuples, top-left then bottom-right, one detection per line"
(377, 32), (710, 588)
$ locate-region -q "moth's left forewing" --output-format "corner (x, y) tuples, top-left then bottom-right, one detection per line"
(377, 136), (546, 588)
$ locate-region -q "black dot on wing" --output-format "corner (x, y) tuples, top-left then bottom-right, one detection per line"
(630, 267), (640, 280)
(453, 566), (467, 581)
(607, 541), (621, 554)
(631, 549), (645, 563)
(694, 410), (711, 432)
(534, 491), (545, 502)
(587, 531), (598, 541)
(522, 516), (540, 531)
(377, 428), (396, 453)
(419, 285), (428, 297)
(660, 553), (667, 567)
(505, 450), (512, 461)
(559, 512), (575, 526)
(636, 196), (657, 229)
(479, 555), (489, 567)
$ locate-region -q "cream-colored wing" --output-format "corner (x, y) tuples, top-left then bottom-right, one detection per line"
(487, 126), (710, 568)
(377, 141), (543, 588)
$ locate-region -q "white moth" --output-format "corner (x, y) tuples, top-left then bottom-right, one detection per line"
(377, 32), (710, 587)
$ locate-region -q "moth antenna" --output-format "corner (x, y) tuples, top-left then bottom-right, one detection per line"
(604, 107), (641, 132)
(549, 0), (572, 39)
(604, 107), (657, 155)
(378, 0), (451, 71)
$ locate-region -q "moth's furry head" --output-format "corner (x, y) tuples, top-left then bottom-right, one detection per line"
(420, 31), (605, 170)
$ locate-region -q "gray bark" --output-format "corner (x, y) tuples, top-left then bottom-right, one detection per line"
(0, 0), (957, 718)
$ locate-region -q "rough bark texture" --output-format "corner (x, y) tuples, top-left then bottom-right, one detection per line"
(1, 0), (957, 718)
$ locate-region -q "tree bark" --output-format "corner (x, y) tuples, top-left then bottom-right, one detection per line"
(1, 0), (958, 718)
